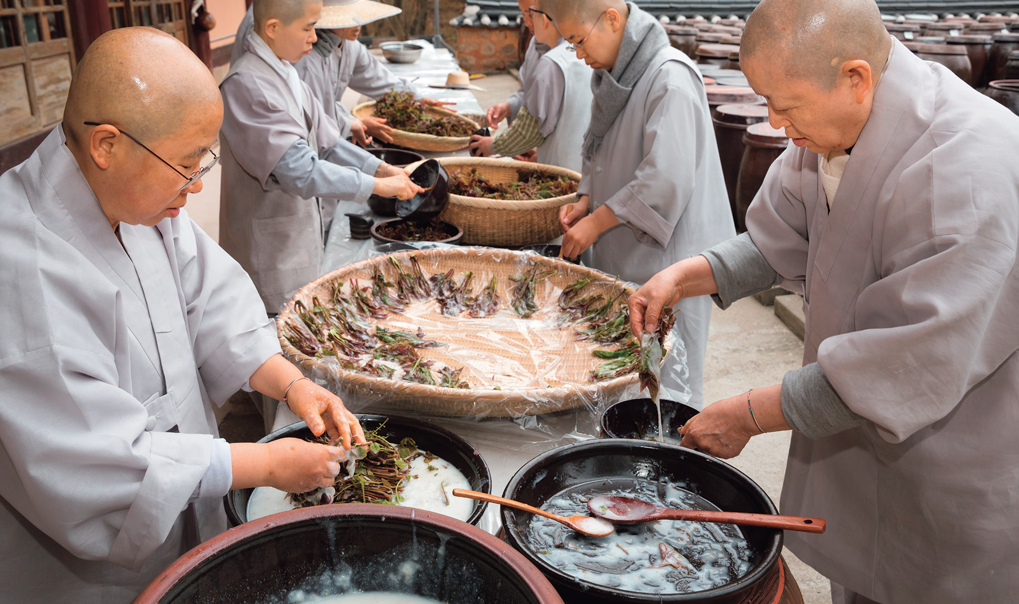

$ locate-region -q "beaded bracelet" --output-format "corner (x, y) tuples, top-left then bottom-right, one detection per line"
(747, 388), (765, 434)
(283, 377), (311, 410)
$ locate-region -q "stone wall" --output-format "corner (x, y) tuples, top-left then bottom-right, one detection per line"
(456, 27), (522, 73)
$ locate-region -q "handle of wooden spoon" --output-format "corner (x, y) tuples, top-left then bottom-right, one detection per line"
(452, 488), (564, 523)
(656, 508), (826, 534)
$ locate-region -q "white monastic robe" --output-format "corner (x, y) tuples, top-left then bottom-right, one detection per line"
(296, 30), (419, 138)
(745, 39), (1019, 602)
(581, 45), (735, 408)
(533, 39), (592, 173)
(0, 127), (281, 603)
(220, 33), (377, 314)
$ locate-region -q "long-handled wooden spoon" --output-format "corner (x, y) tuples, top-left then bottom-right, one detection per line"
(452, 488), (614, 537)
(587, 496), (826, 534)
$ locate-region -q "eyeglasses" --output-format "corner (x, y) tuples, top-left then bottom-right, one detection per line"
(84, 122), (219, 191)
(527, 7), (552, 22)
(567, 11), (606, 53)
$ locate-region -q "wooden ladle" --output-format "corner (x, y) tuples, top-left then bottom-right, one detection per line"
(587, 496), (826, 534)
(452, 488), (615, 537)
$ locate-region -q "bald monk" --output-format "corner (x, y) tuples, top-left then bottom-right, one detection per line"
(554, 0), (735, 408)
(220, 0), (422, 314)
(0, 28), (367, 603)
(629, 0), (1019, 601)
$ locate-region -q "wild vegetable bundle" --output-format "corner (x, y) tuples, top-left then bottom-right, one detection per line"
(449, 168), (579, 200)
(374, 91), (474, 137)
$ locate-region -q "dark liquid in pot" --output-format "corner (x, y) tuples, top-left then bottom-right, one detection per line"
(527, 478), (753, 594)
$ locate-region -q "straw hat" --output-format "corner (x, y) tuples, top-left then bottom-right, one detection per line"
(428, 71), (487, 91)
(317, 0), (401, 29)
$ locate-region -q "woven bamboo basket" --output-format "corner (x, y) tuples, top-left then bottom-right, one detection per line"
(277, 248), (652, 418)
(427, 157), (580, 247)
(353, 101), (478, 152)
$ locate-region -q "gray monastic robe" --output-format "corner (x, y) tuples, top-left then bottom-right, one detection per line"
(507, 35), (550, 120)
(220, 33), (375, 314)
(296, 30), (419, 138)
(0, 127), (280, 603)
(580, 45), (735, 408)
(745, 39), (1019, 602)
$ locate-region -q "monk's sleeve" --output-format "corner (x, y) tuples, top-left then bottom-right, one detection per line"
(522, 58), (565, 137)
(0, 221), (211, 571)
(167, 216), (280, 405)
(349, 43), (417, 99)
(601, 68), (706, 248)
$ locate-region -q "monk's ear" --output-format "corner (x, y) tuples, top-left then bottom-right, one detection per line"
(842, 59), (874, 104)
(88, 124), (120, 171)
(605, 8), (623, 32)
(263, 17), (280, 40)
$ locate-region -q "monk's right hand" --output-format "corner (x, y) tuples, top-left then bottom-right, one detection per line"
(559, 195), (590, 233)
(265, 438), (345, 493)
(487, 101), (511, 128)
(349, 118), (372, 148)
(628, 263), (685, 338)
(373, 171), (425, 200)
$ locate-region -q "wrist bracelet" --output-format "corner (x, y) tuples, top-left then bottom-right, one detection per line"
(283, 377), (310, 410)
(747, 388), (765, 434)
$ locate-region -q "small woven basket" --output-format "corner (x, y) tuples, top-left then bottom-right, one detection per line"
(431, 157), (580, 247)
(353, 101), (478, 152)
(276, 248), (646, 418)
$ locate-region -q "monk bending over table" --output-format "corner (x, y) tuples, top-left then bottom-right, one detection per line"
(630, 0), (1019, 602)
(0, 28), (365, 604)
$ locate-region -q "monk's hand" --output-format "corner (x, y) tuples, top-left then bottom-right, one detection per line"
(469, 135), (494, 157)
(513, 148), (537, 162)
(678, 394), (758, 459)
(559, 194), (590, 233)
(362, 116), (393, 144)
(421, 97), (457, 112)
(349, 118), (372, 147)
(265, 438), (346, 492)
(285, 380), (366, 449)
(373, 171), (425, 200)
(560, 203), (617, 259)
(487, 101), (511, 128)
(629, 263), (684, 338)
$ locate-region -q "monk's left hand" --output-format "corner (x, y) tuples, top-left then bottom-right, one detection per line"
(560, 205), (619, 259)
(678, 394), (758, 459)
(362, 117), (393, 144)
(421, 98), (457, 112)
(469, 135), (494, 157)
(286, 380), (366, 449)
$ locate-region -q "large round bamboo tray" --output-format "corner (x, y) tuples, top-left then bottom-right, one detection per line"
(353, 101), (478, 152)
(430, 157), (580, 247)
(277, 248), (655, 418)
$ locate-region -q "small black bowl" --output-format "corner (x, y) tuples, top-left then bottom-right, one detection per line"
(370, 217), (463, 246)
(365, 147), (425, 168)
(396, 159), (450, 221)
(367, 193), (397, 217)
(225, 414), (491, 527)
(600, 398), (699, 444)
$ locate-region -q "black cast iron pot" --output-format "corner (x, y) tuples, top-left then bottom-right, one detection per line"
(225, 414), (491, 527)
(136, 505), (564, 604)
(502, 440), (783, 604)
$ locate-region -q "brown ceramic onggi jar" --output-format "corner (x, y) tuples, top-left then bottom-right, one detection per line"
(986, 80), (1019, 115)
(713, 104), (770, 225)
(705, 84), (764, 117)
(903, 40), (923, 53)
(723, 49), (741, 72)
(917, 43), (973, 84)
(965, 22), (1012, 36)
(946, 34), (993, 87)
(696, 43), (740, 67)
(1006, 50), (1019, 79)
(987, 33), (1019, 83)
(736, 123), (790, 233)
(664, 25), (698, 59)
(923, 22), (964, 37)
(915, 36), (946, 44)
(886, 23), (922, 42)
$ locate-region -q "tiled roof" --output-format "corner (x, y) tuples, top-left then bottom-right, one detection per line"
(450, 0), (1019, 27)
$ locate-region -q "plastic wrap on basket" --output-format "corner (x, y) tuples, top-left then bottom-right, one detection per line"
(277, 247), (692, 444)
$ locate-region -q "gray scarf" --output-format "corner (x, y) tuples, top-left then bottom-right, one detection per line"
(582, 3), (670, 161)
(314, 30), (342, 58)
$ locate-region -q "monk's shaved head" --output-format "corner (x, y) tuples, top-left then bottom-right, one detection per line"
(742, 0), (891, 88)
(254, 0), (318, 29)
(552, 0), (624, 24)
(63, 28), (220, 150)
